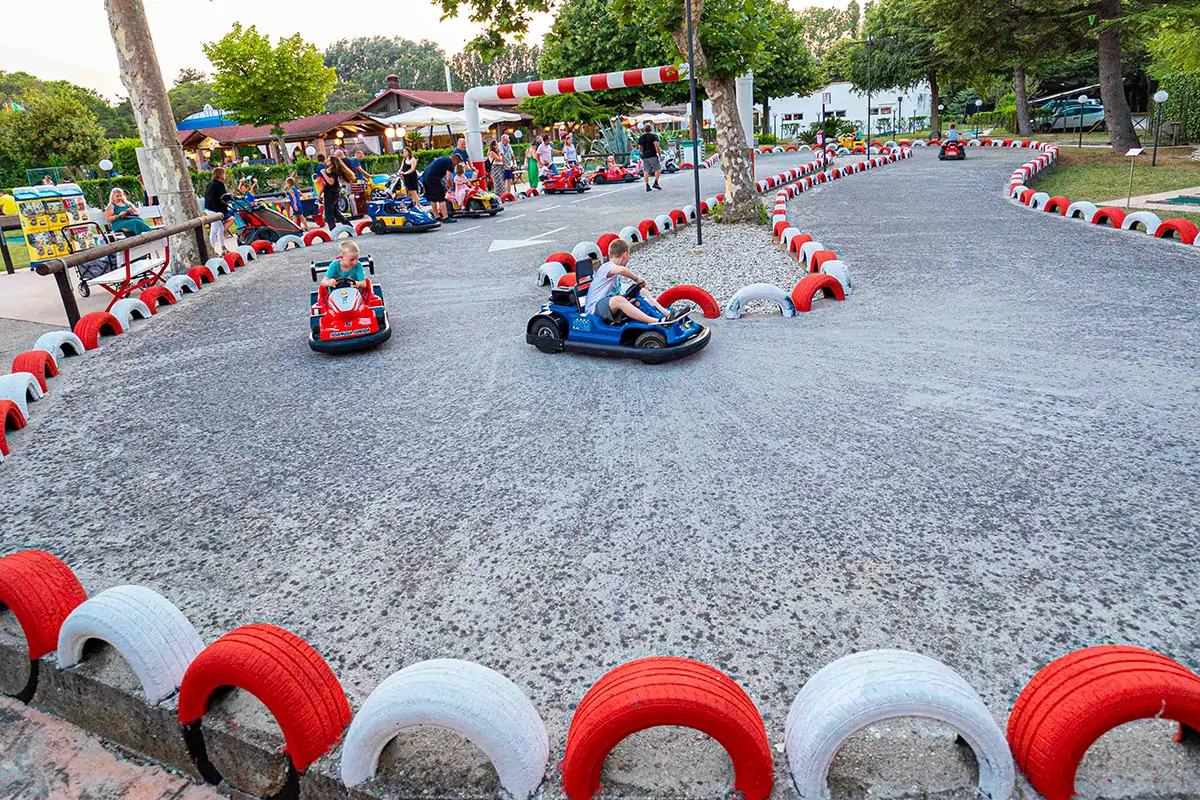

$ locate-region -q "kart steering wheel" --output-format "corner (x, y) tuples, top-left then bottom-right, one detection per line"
(623, 279), (645, 300)
(331, 277), (357, 288)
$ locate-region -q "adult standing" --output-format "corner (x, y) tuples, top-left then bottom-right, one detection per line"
(486, 140), (505, 193)
(346, 149), (371, 182)
(526, 145), (540, 189)
(536, 134), (555, 176)
(422, 152), (461, 224)
(203, 166), (231, 255)
(451, 137), (470, 163)
(562, 133), (580, 172)
(499, 134), (516, 194)
(399, 147), (422, 205)
(322, 154), (355, 228)
(638, 122), (662, 191)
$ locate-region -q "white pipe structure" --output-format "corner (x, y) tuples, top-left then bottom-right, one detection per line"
(464, 64), (687, 171)
(735, 72), (755, 145)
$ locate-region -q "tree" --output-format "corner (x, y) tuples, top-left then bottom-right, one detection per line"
(519, 93), (611, 130)
(204, 24), (336, 164)
(323, 36), (447, 111)
(797, 5), (858, 59)
(0, 71), (136, 138)
(0, 90), (108, 175)
(168, 68), (217, 123)
(757, 2), (821, 136)
(450, 43), (542, 88)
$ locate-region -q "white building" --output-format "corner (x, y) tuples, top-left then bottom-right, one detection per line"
(703, 81), (932, 140)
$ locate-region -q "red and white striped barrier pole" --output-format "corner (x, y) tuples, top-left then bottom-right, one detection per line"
(464, 64), (687, 173)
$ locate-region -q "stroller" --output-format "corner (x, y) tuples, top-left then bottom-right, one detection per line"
(228, 194), (303, 245)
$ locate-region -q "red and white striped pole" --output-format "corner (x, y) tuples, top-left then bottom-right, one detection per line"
(464, 64), (687, 174)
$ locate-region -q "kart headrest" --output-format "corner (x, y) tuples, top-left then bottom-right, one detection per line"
(574, 257), (594, 282)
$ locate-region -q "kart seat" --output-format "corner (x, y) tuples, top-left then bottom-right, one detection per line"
(550, 257), (593, 309)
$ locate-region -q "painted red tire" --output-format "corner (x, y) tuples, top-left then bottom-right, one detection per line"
(699, 201), (710, 214)
(11, 351), (58, 393)
(772, 220), (790, 239)
(680, 162), (694, 170)
(354, 220), (373, 236)
(250, 240), (275, 255)
(73, 312), (124, 350)
(1155, 218), (1199, 245)
(222, 252), (244, 271)
(303, 230), (332, 246)
(527, 187), (540, 197)
(139, 286), (175, 311)
(791, 273), (845, 312)
(1018, 189), (1035, 206)
(0, 400), (27, 457)
(545, 252), (576, 272)
(500, 191), (517, 202)
(1092, 206), (1126, 228)
(808, 250), (838, 274)
(562, 657), (771, 800)
(557, 273), (577, 288)
(788, 233), (813, 260)
(1007, 645), (1200, 800)
(177, 623), (351, 772)
(784, 145), (798, 152)
(657, 284), (720, 319)
(637, 219), (660, 240)
(715, 192), (725, 203)
(668, 209), (687, 227)
(852, 146), (865, 155)
(596, 233), (620, 257)
(1043, 196), (1071, 216)
(0, 550), (87, 659)
(187, 266), (214, 287)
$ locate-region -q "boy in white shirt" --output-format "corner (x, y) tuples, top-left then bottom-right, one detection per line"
(582, 238), (680, 325)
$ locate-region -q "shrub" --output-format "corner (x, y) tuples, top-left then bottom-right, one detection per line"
(758, 133), (778, 145)
(110, 138), (142, 174)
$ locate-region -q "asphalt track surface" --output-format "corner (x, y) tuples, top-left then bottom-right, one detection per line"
(3, 149), (1200, 798)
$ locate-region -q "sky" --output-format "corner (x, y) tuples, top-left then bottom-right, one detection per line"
(1, 0), (850, 101)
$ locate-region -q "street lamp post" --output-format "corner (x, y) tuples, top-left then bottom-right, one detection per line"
(1152, 89), (1169, 167)
(850, 35), (894, 152)
(1077, 94), (1088, 148)
(938, 104), (944, 139)
(99, 158), (114, 197)
(974, 99), (983, 137)
(685, 0), (702, 245)
(897, 96), (904, 135)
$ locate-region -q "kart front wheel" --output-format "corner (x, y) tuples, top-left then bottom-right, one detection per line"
(634, 330), (667, 350)
(530, 318), (562, 353)
(371, 220), (388, 235)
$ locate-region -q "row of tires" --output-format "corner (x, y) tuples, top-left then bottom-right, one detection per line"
(0, 243), (282, 465)
(1006, 142), (1200, 246)
(3, 548), (1199, 800)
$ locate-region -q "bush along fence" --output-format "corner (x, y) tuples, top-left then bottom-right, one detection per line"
(2, 548), (1200, 800)
(1000, 138), (1200, 247)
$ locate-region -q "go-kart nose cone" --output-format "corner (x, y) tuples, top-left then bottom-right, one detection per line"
(330, 288), (357, 312)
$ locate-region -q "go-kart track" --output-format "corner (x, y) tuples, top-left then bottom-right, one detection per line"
(3, 148), (1200, 799)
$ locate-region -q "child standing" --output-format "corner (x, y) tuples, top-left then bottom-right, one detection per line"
(284, 177), (306, 230)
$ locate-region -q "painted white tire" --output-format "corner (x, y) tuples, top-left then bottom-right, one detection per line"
(1064, 201), (1098, 222)
(654, 214), (674, 233)
(340, 659), (548, 798)
(537, 262), (568, 287)
(1028, 192), (1051, 210)
(703, 197), (718, 211)
(236, 244), (256, 262)
(1122, 210), (1162, 235)
(785, 649), (1014, 800)
(33, 331), (85, 360)
(108, 298), (153, 329)
(165, 275), (199, 297)
(330, 223), (356, 239)
(725, 283), (796, 319)
(780, 227), (802, 250)
(0, 372), (44, 418)
(56, 585), (204, 705)
(682, 204), (697, 221)
(820, 260), (852, 297)
(1009, 185), (1028, 200)
(798, 144), (812, 152)
(276, 234), (306, 250)
(618, 225), (642, 245)
(571, 241), (601, 264)
(205, 256), (229, 276)
(798, 241), (825, 267)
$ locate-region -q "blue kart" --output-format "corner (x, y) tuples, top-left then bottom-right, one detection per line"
(369, 182), (440, 233)
(526, 258), (711, 364)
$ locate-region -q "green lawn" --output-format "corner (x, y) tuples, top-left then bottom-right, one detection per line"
(2, 235), (30, 272)
(1034, 146), (1200, 203)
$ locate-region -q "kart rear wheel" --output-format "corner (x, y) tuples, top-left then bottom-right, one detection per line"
(468, 199), (485, 213)
(530, 318), (562, 353)
(634, 330), (667, 350)
(371, 220), (388, 235)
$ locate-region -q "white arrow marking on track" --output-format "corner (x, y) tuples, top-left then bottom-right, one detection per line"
(486, 225), (570, 253)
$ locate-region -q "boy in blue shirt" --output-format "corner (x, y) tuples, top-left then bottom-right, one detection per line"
(321, 240), (368, 291)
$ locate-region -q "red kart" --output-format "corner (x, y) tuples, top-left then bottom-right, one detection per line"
(590, 163), (639, 185)
(541, 163), (591, 194)
(308, 256), (391, 354)
(939, 140), (966, 161)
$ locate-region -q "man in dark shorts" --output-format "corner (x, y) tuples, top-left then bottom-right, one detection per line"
(422, 153), (461, 223)
(637, 122), (662, 192)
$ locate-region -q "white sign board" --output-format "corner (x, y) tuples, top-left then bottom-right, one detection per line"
(134, 147), (158, 197)
(1125, 148), (1144, 157)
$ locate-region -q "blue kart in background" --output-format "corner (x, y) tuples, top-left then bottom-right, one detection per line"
(526, 258), (711, 364)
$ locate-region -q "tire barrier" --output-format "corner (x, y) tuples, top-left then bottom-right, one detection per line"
(1092, 206), (1126, 228)
(557, 273), (577, 289)
(773, 220), (791, 239)
(73, 311), (124, 350)
(340, 659), (549, 798)
(808, 249), (838, 275)
(0, 550), (87, 702)
(571, 241), (602, 264)
(681, 204), (697, 222)
(1018, 189), (1035, 206)
(637, 219), (660, 240)
(1155, 218), (1199, 245)
(1064, 201), (1097, 221)
(537, 262), (568, 287)
(222, 251), (244, 271)
(561, 656), (773, 800)
(187, 265), (215, 287)
(657, 284), (721, 319)
(596, 232), (620, 257)
(0, 372), (44, 419)
(177, 623), (352, 780)
(276, 234), (306, 250)
(1028, 192), (1051, 211)
(1043, 196), (1071, 216)
(786, 650), (1014, 800)
(165, 275), (200, 297)
(798, 241), (825, 269)
(250, 239), (275, 255)
(330, 223), (356, 239)
(619, 225), (642, 245)
(108, 298), (154, 328)
(819, 260), (852, 297)
(56, 585), (205, 705)
(303, 229), (332, 246)
(205, 256), (230, 276)
(779, 227), (802, 250)
(33, 331), (85, 361)
(1007, 645), (1200, 800)
(236, 244), (256, 263)
(788, 233), (813, 259)
(354, 220), (373, 236)
(1009, 185), (1028, 200)
(1121, 210), (1162, 235)
(668, 209), (688, 227)
(790, 273), (846, 312)
(545, 252), (576, 271)
(653, 214), (674, 233)
(11, 350), (58, 393)
(725, 283), (796, 319)
(500, 192), (517, 202)
(0, 399), (26, 460)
